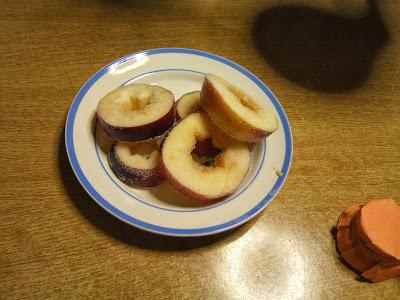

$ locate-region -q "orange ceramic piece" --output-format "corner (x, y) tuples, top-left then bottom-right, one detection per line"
(337, 204), (363, 230)
(362, 262), (400, 283)
(336, 204), (378, 272)
(336, 204), (362, 253)
(340, 244), (379, 272)
(358, 199), (400, 262)
(336, 199), (400, 282)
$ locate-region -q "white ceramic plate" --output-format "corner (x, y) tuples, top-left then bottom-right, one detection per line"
(65, 48), (292, 237)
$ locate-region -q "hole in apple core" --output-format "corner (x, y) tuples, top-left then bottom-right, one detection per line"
(239, 95), (259, 112)
(228, 85), (259, 112)
(191, 138), (222, 167)
(125, 95), (150, 112)
(128, 140), (158, 157)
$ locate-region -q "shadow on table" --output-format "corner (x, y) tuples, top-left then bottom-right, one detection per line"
(59, 124), (253, 250)
(252, 0), (389, 92)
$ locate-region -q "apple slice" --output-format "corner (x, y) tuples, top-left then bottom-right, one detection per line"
(108, 140), (163, 187)
(97, 84), (175, 141)
(176, 91), (201, 120)
(201, 73), (278, 142)
(160, 112), (250, 201)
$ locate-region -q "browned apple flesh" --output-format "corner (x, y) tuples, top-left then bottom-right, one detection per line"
(108, 140), (163, 187)
(97, 83), (175, 141)
(176, 91), (201, 120)
(160, 112), (250, 201)
(201, 73), (278, 142)
(192, 138), (220, 156)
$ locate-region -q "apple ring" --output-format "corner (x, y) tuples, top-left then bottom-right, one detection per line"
(201, 73), (278, 142)
(97, 83), (175, 141)
(160, 112), (250, 201)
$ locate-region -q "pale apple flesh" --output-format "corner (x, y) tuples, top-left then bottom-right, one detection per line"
(108, 140), (163, 187)
(201, 73), (278, 142)
(160, 112), (250, 201)
(97, 83), (176, 141)
(176, 91), (201, 121)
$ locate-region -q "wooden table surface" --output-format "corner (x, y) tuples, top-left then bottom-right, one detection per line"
(1, 0), (399, 298)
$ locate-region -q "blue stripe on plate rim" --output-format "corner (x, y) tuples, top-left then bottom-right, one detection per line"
(65, 47), (293, 236)
(94, 68), (266, 213)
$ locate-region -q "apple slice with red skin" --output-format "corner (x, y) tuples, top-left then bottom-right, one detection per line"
(97, 83), (175, 141)
(160, 112), (250, 201)
(201, 73), (278, 142)
(108, 140), (163, 187)
(176, 91), (201, 121)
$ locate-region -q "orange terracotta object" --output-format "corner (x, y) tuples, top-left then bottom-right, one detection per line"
(336, 199), (400, 282)
(358, 199), (400, 262)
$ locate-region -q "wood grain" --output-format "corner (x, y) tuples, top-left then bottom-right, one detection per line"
(1, 0), (399, 298)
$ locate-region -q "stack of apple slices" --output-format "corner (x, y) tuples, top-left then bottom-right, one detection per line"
(97, 74), (278, 201)
(97, 83), (175, 187)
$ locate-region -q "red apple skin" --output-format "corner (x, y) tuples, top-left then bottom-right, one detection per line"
(98, 104), (176, 142)
(159, 155), (225, 202)
(108, 143), (164, 187)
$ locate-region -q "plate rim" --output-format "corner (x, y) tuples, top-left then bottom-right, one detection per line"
(65, 47), (293, 237)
